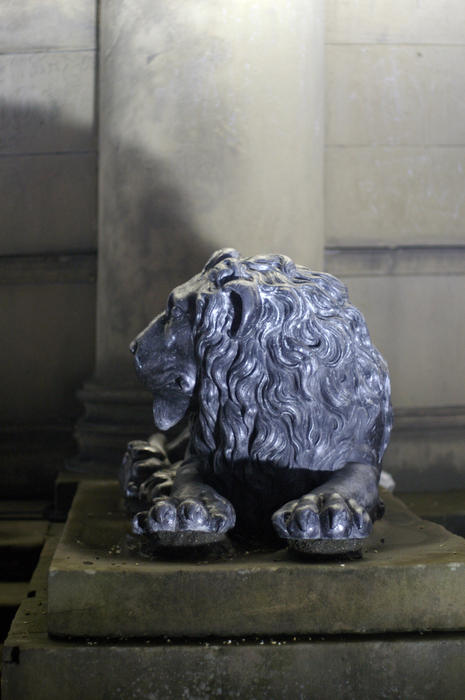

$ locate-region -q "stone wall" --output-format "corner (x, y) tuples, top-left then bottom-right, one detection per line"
(0, 2), (98, 495)
(324, 0), (465, 488)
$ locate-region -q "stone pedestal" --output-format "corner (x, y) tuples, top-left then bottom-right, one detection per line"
(47, 481), (465, 638)
(75, 0), (325, 472)
(3, 486), (465, 700)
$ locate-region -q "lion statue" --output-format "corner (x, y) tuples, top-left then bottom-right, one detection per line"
(123, 248), (392, 551)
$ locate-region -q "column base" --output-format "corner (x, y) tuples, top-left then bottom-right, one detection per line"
(71, 381), (154, 476)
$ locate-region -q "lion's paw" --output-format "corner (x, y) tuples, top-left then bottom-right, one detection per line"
(120, 437), (170, 501)
(272, 492), (373, 541)
(138, 468), (177, 501)
(132, 491), (236, 543)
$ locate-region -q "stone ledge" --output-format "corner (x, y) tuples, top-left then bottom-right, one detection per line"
(0, 253), (97, 285)
(47, 480), (465, 638)
(325, 245), (465, 278)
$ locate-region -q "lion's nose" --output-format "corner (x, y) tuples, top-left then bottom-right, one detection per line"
(129, 339), (138, 354)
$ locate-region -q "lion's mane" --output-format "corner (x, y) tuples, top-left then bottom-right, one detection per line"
(188, 250), (392, 475)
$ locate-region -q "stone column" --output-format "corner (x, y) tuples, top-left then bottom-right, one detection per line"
(76, 0), (325, 472)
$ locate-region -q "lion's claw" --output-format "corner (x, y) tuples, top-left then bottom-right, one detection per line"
(147, 499), (177, 531)
(139, 469), (176, 500)
(285, 496), (321, 539)
(120, 436), (170, 501)
(178, 498), (210, 529)
(272, 492), (373, 541)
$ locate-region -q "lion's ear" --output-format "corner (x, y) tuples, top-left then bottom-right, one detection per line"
(204, 248), (240, 271)
(224, 281), (261, 339)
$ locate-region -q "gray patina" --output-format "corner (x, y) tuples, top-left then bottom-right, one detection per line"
(122, 249), (392, 551)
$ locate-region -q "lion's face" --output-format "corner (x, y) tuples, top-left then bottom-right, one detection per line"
(130, 250), (262, 433)
(130, 275), (202, 431)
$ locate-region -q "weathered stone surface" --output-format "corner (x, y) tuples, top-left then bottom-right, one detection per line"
(327, 46), (465, 146)
(0, 282), (95, 424)
(398, 490), (465, 537)
(0, 154), (96, 255)
(0, 1), (96, 51)
(0, 52), (96, 154)
(3, 523), (465, 700)
(325, 146), (465, 247)
(326, 0), (465, 45)
(48, 480), (465, 638)
(96, 0), (325, 387)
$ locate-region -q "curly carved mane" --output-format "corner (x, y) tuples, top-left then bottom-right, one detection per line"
(189, 250), (392, 474)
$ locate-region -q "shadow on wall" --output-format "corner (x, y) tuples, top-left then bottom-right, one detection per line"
(0, 102), (219, 496)
(96, 137), (220, 383)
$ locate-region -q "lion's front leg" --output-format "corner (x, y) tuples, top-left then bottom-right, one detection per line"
(132, 459), (236, 545)
(272, 462), (384, 547)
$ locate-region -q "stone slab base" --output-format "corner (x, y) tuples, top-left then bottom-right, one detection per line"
(398, 490), (465, 538)
(47, 480), (465, 638)
(3, 527), (465, 700)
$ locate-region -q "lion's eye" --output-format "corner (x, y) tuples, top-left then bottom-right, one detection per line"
(170, 306), (183, 320)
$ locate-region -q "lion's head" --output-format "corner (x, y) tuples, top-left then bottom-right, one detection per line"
(131, 248), (392, 474)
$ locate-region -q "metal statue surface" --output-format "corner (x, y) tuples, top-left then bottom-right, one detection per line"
(122, 249), (392, 553)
